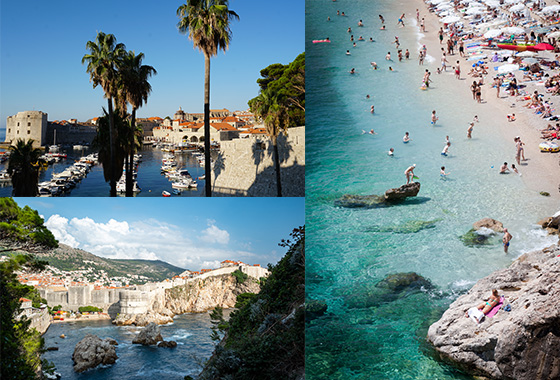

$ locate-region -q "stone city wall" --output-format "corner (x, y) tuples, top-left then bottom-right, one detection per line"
(211, 126), (305, 197)
(29, 308), (51, 335)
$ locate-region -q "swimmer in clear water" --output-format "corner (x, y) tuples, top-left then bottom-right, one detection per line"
(348, 27), (352, 33)
(386, 52), (391, 60)
(499, 162), (510, 174)
(370, 105), (375, 113)
(467, 122), (474, 138)
(473, 115), (479, 123)
(350, 68), (356, 74)
(403, 132), (411, 143)
(369, 129), (376, 135)
(327, 16), (331, 21)
(440, 166), (450, 177)
(431, 110), (438, 124)
(441, 142), (450, 156)
(388, 148), (394, 156)
(389, 66), (394, 71)
(371, 62), (378, 69)
(346, 50), (351, 55)
(369, 37), (374, 42)
(358, 36), (364, 41)
(379, 14), (385, 24)
(353, 42), (357, 47)
(380, 25), (386, 30)
(358, 20), (364, 27)
(366, 94), (370, 99)
(405, 49), (410, 59)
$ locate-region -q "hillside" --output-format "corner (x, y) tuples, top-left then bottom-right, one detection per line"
(29, 243), (185, 283)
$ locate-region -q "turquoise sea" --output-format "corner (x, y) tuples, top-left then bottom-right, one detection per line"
(305, 0), (559, 379)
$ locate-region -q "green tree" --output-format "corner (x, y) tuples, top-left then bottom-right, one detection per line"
(92, 111), (128, 188)
(248, 53), (305, 197)
(7, 139), (43, 197)
(119, 51), (157, 197)
(177, 0), (239, 197)
(82, 32), (127, 197)
(0, 254), (50, 379)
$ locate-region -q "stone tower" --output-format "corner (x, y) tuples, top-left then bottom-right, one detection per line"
(5, 111), (48, 148)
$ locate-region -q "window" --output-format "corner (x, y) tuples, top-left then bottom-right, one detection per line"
(28, 122), (31, 126)
(17, 122), (20, 126)
(7, 129), (10, 133)
(17, 130), (19, 134)
(27, 131), (31, 134)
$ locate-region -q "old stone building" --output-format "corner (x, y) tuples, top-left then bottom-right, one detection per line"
(5, 111), (48, 147)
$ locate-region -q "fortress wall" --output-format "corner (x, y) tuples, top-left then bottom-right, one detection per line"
(211, 126), (305, 197)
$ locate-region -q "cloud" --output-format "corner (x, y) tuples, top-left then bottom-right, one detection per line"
(44, 215), (265, 271)
(200, 223), (230, 244)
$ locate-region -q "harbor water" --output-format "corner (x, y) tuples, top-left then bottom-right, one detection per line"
(42, 312), (220, 379)
(0, 145), (207, 197)
(305, 0), (559, 378)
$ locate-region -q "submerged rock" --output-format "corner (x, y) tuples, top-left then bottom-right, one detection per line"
(132, 322), (163, 345)
(427, 245), (560, 380)
(305, 299), (328, 321)
(72, 334), (118, 373)
(344, 272), (433, 309)
(375, 272), (433, 292)
(367, 219), (441, 234)
(335, 182), (421, 208)
(460, 219), (504, 247)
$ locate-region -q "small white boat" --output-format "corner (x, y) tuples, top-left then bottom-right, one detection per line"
(116, 179), (141, 193)
(0, 171), (11, 182)
(162, 190), (171, 197)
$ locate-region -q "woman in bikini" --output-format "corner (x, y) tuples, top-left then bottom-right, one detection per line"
(477, 289), (500, 314)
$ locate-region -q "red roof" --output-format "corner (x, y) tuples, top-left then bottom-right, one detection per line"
(211, 122), (237, 131)
(19, 298), (32, 302)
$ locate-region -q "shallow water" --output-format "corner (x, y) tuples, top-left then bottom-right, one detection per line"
(305, 0), (558, 378)
(42, 312), (220, 379)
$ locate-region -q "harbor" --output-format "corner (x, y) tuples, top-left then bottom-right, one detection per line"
(0, 144), (210, 197)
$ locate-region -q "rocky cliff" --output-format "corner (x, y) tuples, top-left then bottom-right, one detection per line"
(114, 274), (261, 326)
(427, 244), (560, 380)
(163, 274), (261, 315)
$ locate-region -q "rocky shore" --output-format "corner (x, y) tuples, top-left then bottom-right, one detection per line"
(427, 243), (560, 380)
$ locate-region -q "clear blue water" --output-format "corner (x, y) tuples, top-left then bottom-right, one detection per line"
(305, 0), (559, 379)
(42, 312), (222, 379)
(0, 146), (207, 197)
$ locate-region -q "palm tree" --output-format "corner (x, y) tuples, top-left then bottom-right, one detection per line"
(82, 32), (126, 197)
(120, 51), (157, 197)
(177, 0), (239, 197)
(250, 89), (289, 197)
(7, 139), (43, 197)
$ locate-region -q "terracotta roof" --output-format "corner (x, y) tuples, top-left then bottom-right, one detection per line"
(211, 122), (237, 131)
(222, 116), (240, 122)
(19, 298), (32, 302)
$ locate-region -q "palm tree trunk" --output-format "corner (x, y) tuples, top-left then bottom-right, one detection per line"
(204, 53), (212, 197)
(126, 109), (136, 197)
(108, 97), (117, 197)
(271, 134), (282, 197)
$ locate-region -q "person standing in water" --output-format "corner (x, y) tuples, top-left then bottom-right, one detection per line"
(503, 228), (513, 253)
(403, 132), (411, 143)
(467, 122), (474, 138)
(431, 110), (438, 124)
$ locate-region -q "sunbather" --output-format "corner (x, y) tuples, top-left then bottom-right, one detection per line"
(465, 289), (501, 318)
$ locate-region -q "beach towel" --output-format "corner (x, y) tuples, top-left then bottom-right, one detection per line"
(486, 295), (505, 318)
(467, 307), (485, 324)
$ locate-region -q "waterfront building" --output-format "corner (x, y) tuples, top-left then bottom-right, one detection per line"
(5, 111), (48, 147)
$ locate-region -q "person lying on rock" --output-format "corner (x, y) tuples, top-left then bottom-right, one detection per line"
(465, 289), (500, 319)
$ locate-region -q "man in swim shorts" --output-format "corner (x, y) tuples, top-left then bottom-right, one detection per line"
(499, 162), (510, 174)
(503, 228), (512, 253)
(404, 164), (416, 184)
(441, 142), (450, 156)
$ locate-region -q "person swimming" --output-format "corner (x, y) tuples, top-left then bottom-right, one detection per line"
(370, 105), (375, 113)
(386, 52), (391, 60)
(350, 68), (356, 74)
(403, 132), (411, 143)
(440, 166), (450, 178)
(346, 50), (351, 55)
(371, 62), (378, 69)
(388, 148), (394, 156)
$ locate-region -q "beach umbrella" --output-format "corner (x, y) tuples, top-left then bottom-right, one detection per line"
(522, 57), (538, 64)
(465, 7), (486, 14)
(483, 0), (501, 6)
(516, 50), (537, 57)
(498, 63), (519, 73)
(441, 15), (461, 23)
(501, 26), (525, 35)
(533, 42), (555, 51)
(504, 0), (523, 4)
(484, 29), (503, 38)
(547, 31), (560, 38)
(509, 4), (526, 12)
(430, 0), (448, 4)
(542, 5), (560, 14)
(437, 4), (454, 10)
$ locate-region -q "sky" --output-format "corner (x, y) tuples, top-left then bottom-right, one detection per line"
(18, 198), (304, 271)
(0, 0), (304, 128)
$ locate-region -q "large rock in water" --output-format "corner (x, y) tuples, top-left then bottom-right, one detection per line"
(114, 311), (173, 326)
(72, 334), (118, 373)
(427, 245), (560, 380)
(132, 322), (163, 345)
(384, 182), (421, 201)
(335, 182), (421, 208)
(473, 218), (504, 233)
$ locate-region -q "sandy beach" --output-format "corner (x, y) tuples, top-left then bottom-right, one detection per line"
(405, 0), (560, 199)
